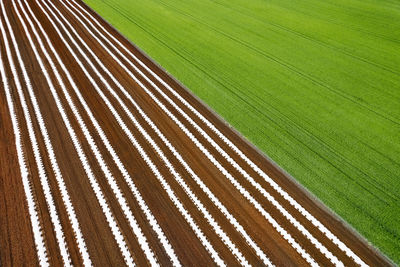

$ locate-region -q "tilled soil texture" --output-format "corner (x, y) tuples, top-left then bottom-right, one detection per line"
(0, 0), (393, 266)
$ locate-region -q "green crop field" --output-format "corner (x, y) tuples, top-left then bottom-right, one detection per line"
(83, 0), (400, 262)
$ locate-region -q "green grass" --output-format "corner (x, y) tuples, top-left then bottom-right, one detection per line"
(83, 0), (400, 262)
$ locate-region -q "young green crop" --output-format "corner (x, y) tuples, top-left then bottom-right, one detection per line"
(84, 0), (400, 263)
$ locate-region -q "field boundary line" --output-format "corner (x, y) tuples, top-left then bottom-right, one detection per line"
(73, 0), (393, 264)
(63, 0), (337, 264)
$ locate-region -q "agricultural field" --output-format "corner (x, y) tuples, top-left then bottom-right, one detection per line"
(0, 0), (398, 265)
(83, 0), (400, 263)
